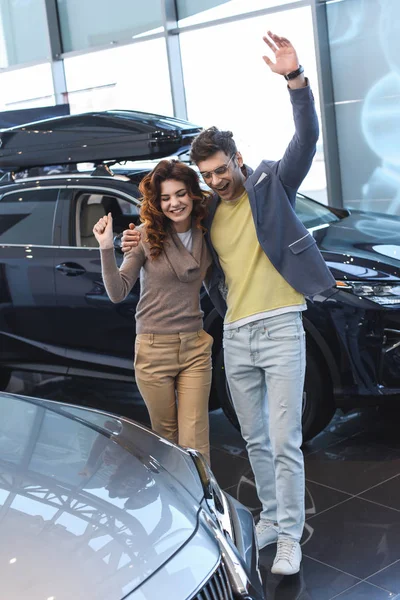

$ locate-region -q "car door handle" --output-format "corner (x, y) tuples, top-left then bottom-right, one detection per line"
(56, 262), (86, 276)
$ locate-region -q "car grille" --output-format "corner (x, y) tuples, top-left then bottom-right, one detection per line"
(193, 562), (234, 600)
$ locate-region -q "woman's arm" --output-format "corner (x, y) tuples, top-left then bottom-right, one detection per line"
(100, 246), (144, 302)
(94, 213), (145, 303)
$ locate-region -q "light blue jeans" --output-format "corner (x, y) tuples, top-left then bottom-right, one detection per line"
(223, 311), (306, 541)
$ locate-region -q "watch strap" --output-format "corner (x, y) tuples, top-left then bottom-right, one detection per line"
(284, 65), (304, 81)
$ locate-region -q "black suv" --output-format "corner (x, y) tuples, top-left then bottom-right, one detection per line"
(1, 110), (400, 441)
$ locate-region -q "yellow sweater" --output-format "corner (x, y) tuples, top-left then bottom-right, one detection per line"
(211, 191), (305, 325)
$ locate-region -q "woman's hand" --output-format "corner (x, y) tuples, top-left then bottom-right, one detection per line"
(93, 212), (114, 249)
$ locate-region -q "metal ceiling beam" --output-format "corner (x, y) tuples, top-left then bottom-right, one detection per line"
(311, 0), (343, 208)
(162, 0), (188, 120)
(44, 0), (68, 106)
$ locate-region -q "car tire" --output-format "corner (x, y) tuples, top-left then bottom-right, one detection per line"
(215, 346), (335, 442)
(301, 349), (336, 442)
(214, 348), (239, 430)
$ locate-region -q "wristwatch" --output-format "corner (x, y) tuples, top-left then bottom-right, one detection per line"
(283, 65), (304, 81)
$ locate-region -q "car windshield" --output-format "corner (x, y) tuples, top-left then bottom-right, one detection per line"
(295, 194), (340, 229)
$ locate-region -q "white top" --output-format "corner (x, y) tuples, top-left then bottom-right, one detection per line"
(177, 229), (193, 253)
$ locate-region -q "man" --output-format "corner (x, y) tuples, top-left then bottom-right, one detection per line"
(121, 31), (335, 575)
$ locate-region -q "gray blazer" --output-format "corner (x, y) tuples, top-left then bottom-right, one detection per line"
(203, 83), (336, 319)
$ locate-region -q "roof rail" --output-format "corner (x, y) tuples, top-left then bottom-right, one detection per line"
(0, 172), (15, 184)
(91, 164), (114, 177)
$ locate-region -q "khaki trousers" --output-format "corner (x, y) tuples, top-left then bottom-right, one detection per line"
(134, 330), (213, 463)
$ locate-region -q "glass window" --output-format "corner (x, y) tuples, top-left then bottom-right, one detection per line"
(57, 0), (164, 53)
(0, 189), (58, 245)
(0, 63), (55, 112)
(73, 191), (140, 248)
(180, 6), (327, 201)
(177, 0), (229, 23)
(327, 0), (400, 216)
(64, 38), (173, 116)
(66, 85), (118, 114)
(177, 0), (304, 27)
(0, 0), (49, 67)
(295, 195), (340, 229)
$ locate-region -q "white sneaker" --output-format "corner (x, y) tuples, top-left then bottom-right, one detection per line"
(255, 519), (279, 549)
(271, 538), (302, 575)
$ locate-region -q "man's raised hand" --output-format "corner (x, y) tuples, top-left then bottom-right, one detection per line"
(121, 222), (141, 253)
(262, 31), (300, 77)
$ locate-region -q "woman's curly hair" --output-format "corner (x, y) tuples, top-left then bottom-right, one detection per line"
(139, 159), (211, 259)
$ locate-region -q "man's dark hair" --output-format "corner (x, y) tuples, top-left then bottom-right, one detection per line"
(190, 126), (237, 163)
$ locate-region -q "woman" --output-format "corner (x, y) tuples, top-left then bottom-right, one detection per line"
(93, 160), (213, 463)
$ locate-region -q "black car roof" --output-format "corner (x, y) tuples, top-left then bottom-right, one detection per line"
(0, 172), (143, 197)
(0, 109), (200, 133)
(0, 110), (202, 170)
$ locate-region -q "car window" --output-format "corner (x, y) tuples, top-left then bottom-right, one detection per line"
(0, 188), (58, 245)
(295, 195), (340, 229)
(74, 191), (141, 248)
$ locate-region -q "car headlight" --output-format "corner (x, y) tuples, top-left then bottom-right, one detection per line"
(336, 281), (400, 306)
(187, 449), (234, 541)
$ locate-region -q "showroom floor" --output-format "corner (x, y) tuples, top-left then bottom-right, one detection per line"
(6, 372), (400, 600)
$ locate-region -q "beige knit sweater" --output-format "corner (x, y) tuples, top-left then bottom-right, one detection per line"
(100, 224), (212, 334)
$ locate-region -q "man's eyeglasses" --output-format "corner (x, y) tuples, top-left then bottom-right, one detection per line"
(200, 154), (236, 181)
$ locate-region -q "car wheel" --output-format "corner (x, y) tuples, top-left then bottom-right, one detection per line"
(215, 347), (335, 442)
(301, 349), (335, 441)
(0, 368), (11, 391)
(214, 349), (237, 427)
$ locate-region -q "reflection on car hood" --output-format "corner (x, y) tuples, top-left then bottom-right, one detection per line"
(316, 210), (400, 280)
(0, 393), (203, 600)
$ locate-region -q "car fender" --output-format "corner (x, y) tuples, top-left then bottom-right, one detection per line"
(303, 315), (342, 395)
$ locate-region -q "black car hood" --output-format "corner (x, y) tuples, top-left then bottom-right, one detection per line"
(315, 210), (400, 281)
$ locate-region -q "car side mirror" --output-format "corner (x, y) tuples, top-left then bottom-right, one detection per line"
(113, 233), (123, 254)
